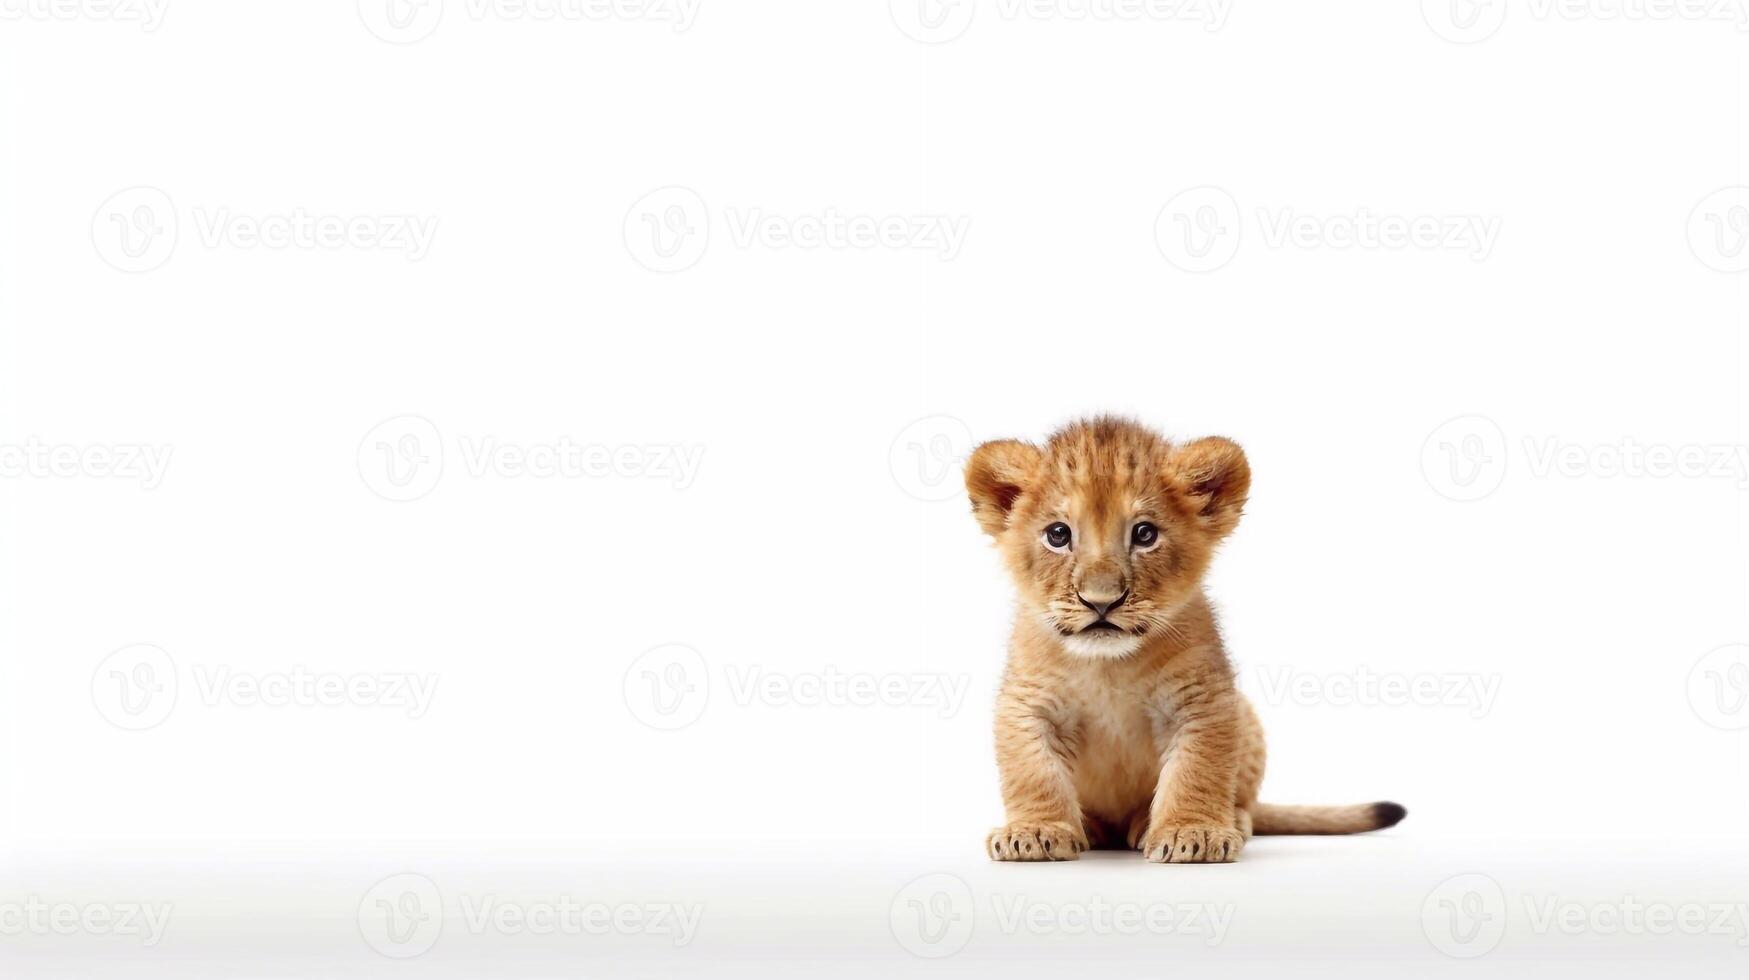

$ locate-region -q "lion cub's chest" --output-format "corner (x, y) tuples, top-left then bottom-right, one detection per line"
(1057, 673), (1174, 823)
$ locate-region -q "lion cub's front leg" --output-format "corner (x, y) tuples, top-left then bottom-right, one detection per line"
(988, 697), (1087, 861)
(1138, 692), (1246, 864)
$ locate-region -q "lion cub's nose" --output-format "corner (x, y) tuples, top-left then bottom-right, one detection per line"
(1077, 588), (1128, 618)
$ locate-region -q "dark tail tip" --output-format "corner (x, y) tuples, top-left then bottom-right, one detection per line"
(1371, 802), (1408, 829)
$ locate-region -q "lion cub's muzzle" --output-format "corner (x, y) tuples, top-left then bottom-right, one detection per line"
(1076, 588), (1129, 632)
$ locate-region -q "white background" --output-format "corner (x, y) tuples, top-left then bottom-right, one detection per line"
(2, 1), (1747, 976)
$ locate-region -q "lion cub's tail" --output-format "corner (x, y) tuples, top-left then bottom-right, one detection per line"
(1251, 801), (1407, 836)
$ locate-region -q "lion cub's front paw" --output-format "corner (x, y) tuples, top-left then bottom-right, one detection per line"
(987, 821), (1086, 861)
(1141, 824), (1244, 864)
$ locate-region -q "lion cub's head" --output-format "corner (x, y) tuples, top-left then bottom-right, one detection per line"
(965, 417), (1249, 659)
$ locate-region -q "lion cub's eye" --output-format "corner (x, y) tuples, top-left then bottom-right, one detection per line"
(1131, 522), (1159, 550)
(1043, 523), (1073, 552)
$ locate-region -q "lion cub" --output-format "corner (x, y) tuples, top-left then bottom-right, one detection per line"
(966, 417), (1404, 863)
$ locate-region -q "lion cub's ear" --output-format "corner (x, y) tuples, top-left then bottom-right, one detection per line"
(965, 440), (1042, 537)
(1167, 437), (1250, 537)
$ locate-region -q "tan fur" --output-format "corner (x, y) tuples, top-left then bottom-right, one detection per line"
(966, 417), (1405, 863)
